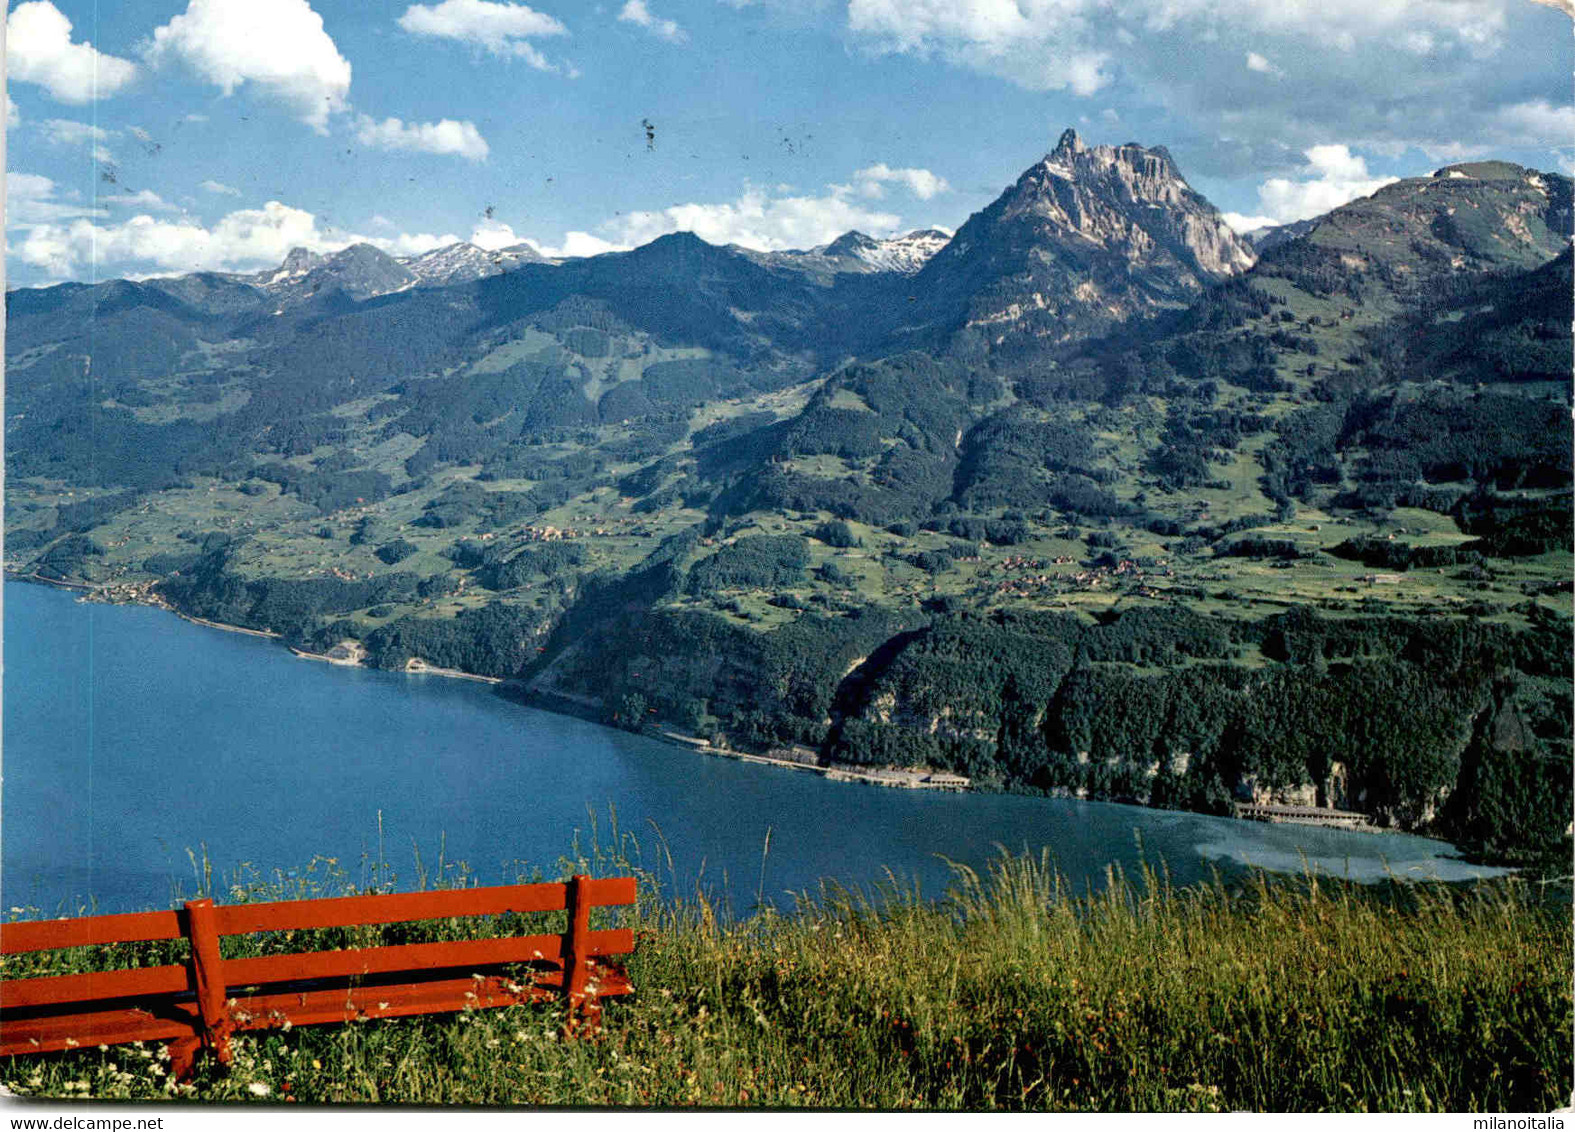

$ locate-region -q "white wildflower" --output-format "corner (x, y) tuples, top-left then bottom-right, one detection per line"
(247, 1082), (271, 1097)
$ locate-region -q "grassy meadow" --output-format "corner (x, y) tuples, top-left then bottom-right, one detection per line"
(3, 845), (1570, 1111)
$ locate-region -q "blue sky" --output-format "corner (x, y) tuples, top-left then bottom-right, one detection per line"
(6, 0), (1572, 284)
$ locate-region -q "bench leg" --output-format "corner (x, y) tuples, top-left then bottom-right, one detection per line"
(167, 1035), (202, 1083)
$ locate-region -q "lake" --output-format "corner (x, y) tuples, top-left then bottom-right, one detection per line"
(1, 581), (1508, 918)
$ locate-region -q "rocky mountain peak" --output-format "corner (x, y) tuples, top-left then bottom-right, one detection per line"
(911, 131), (1257, 353)
(824, 230), (881, 258)
(280, 247), (324, 275)
(254, 241), (416, 303)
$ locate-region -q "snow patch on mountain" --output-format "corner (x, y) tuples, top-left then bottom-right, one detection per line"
(399, 241), (547, 287)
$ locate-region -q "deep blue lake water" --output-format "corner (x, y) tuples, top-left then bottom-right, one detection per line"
(2, 581), (1508, 917)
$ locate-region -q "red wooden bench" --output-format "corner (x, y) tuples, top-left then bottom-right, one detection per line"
(0, 875), (637, 1080)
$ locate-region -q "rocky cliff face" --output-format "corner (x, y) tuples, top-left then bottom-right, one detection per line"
(907, 128), (1256, 354)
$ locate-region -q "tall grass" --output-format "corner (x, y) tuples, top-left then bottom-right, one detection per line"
(4, 840), (1570, 1111)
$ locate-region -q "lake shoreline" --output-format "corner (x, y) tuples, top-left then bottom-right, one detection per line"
(3, 574), (1484, 857)
(6, 573), (975, 794)
(5, 577), (1517, 927)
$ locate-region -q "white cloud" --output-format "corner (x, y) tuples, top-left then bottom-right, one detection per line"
(1415, 140), (1489, 163)
(397, 0), (569, 70)
(852, 163), (950, 200)
(36, 117), (118, 165)
(847, 0), (1112, 94)
(1245, 144), (1399, 224)
(1221, 211), (1280, 233)
(146, 0), (352, 133)
(104, 189), (180, 213)
(39, 117), (109, 146)
(372, 230), (463, 257)
(12, 200), (319, 276)
(605, 186), (903, 252)
(1493, 98), (1575, 146)
(354, 115), (490, 161)
(619, 0), (688, 43)
(841, 0), (1514, 97)
(472, 217), (621, 258)
(470, 217), (526, 250)
(530, 231), (628, 258)
(6, 187), (462, 277)
(7, 97), (20, 128)
(200, 179), (242, 196)
(6, 1), (137, 103)
(1245, 51), (1280, 75)
(5, 172), (107, 226)
(1145, 0), (1510, 52)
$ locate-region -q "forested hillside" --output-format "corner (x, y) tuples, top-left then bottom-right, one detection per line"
(7, 134), (1569, 865)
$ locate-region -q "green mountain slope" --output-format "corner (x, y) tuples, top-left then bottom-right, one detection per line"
(7, 133), (1569, 866)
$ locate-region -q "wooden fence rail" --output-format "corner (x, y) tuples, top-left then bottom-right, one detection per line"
(0, 875), (637, 1080)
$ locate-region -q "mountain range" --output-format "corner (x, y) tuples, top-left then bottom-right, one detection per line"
(6, 127), (1570, 865)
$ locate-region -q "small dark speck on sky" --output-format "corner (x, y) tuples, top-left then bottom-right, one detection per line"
(642, 119), (656, 150)
(484, 204), (495, 219)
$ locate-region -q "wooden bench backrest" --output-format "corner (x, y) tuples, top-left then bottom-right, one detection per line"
(1, 875), (638, 1077)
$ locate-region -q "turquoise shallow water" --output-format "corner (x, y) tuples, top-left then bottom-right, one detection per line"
(1, 582), (1508, 916)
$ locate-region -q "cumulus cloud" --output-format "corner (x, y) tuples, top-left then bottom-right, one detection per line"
(397, 0), (569, 71)
(847, 0), (1112, 94)
(372, 230), (463, 257)
(604, 185), (903, 251)
(5, 183), (459, 278)
(200, 179), (242, 196)
(619, 0), (688, 43)
(469, 217), (526, 250)
(146, 0), (352, 133)
(851, 163), (950, 199)
(1225, 144), (1398, 228)
(9, 199), (314, 276)
(548, 232), (629, 257)
(354, 115), (491, 161)
(466, 217), (618, 257)
(6, 1), (137, 103)
(480, 162), (938, 259)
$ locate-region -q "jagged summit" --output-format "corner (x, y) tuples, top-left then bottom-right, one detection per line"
(260, 247), (325, 286)
(401, 240), (546, 288)
(910, 129), (1257, 351)
(823, 228), (951, 274)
